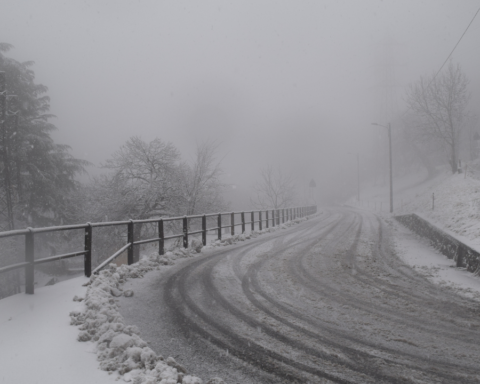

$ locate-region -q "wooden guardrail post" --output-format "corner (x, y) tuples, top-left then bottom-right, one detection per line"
(158, 219), (164, 255)
(25, 228), (34, 294)
(259, 211), (263, 230)
(217, 213), (222, 240)
(241, 212), (245, 234)
(183, 216), (188, 248)
(456, 245), (464, 268)
(251, 212), (254, 232)
(231, 212), (235, 236)
(265, 210), (269, 229)
(84, 223), (92, 277)
(282, 209), (285, 223)
(202, 214), (207, 246)
(127, 220), (134, 265)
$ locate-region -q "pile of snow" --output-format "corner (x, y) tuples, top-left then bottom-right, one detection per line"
(71, 256), (209, 384)
(204, 216), (311, 249)
(70, 215), (312, 383)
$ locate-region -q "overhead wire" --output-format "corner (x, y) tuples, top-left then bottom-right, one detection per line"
(426, 5), (480, 89)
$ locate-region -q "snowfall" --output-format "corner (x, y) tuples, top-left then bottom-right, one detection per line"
(2, 166), (480, 384)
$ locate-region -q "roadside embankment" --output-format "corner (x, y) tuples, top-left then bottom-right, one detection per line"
(395, 213), (480, 275)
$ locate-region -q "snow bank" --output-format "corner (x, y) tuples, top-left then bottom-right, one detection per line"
(71, 254), (205, 384)
(71, 216), (311, 383)
(203, 216), (311, 249)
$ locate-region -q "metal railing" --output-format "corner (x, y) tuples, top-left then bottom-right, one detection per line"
(0, 205), (317, 294)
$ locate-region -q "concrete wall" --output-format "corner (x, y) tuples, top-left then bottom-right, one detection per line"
(395, 214), (480, 274)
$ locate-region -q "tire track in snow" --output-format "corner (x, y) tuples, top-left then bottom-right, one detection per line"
(160, 208), (480, 383)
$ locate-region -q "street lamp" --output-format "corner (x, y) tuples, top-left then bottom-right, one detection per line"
(372, 122), (393, 213)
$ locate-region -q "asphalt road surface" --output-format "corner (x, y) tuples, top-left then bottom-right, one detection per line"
(118, 208), (480, 383)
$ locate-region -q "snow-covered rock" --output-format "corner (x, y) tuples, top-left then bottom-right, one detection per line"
(205, 378), (224, 384)
(183, 375), (204, 384)
(190, 238), (203, 253)
(111, 288), (123, 297)
(166, 356), (187, 373)
(110, 334), (135, 350)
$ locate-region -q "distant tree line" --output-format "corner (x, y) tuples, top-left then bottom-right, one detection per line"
(0, 43), (305, 244)
(0, 43), (307, 298)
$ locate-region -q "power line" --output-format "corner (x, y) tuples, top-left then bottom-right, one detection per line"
(427, 5), (480, 88)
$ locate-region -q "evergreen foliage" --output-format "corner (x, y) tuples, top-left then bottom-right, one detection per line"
(0, 43), (88, 229)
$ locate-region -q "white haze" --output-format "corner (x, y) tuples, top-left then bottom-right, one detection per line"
(1, 0), (479, 205)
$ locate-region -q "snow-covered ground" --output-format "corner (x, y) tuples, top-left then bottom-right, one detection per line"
(0, 221), (305, 384)
(0, 275), (118, 384)
(350, 165), (480, 248)
(393, 220), (480, 302)
(349, 165), (480, 299)
(3, 167), (480, 383)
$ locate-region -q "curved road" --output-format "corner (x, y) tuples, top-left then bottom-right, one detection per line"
(119, 208), (480, 383)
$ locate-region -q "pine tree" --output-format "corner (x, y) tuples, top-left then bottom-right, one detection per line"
(0, 43), (88, 229)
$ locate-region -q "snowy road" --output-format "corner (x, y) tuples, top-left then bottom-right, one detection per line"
(119, 208), (480, 383)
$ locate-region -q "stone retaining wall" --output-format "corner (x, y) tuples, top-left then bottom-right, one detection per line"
(395, 214), (480, 274)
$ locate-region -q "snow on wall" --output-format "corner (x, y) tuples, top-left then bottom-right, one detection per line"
(395, 213), (480, 274)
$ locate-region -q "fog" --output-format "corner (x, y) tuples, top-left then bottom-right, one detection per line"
(2, 0), (479, 206)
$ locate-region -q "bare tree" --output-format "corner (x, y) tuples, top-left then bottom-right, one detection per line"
(181, 141), (226, 216)
(406, 62), (470, 173)
(251, 165), (297, 209)
(80, 137), (184, 262)
(102, 136), (183, 220)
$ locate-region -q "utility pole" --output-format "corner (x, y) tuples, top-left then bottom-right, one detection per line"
(388, 123), (393, 213)
(372, 122), (393, 213)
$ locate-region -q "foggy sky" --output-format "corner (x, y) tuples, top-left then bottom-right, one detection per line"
(1, 0), (479, 204)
